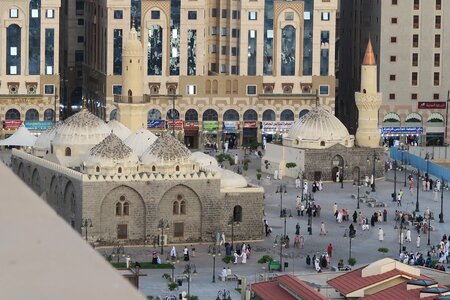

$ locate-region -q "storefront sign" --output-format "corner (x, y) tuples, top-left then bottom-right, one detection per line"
(24, 121), (54, 131)
(2, 120), (22, 130)
(223, 121), (239, 131)
(184, 121), (199, 129)
(203, 121), (219, 131)
(147, 120), (165, 129)
(262, 121), (294, 131)
(243, 121), (258, 128)
(381, 127), (423, 135)
(418, 102), (446, 109)
(167, 119), (184, 130)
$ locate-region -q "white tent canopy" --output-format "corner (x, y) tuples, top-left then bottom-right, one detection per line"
(0, 124), (37, 146)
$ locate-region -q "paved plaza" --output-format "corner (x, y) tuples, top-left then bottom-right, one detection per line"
(94, 149), (450, 299)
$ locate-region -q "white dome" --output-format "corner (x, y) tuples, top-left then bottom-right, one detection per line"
(83, 134), (139, 175)
(190, 152), (218, 167)
(203, 166), (248, 189)
(284, 106), (354, 149)
(107, 120), (132, 141)
(34, 121), (63, 150)
(52, 110), (110, 146)
(124, 127), (158, 157)
(141, 134), (191, 165)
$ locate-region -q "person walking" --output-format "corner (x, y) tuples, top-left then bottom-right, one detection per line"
(417, 235), (421, 248)
(295, 176), (301, 189)
(406, 229), (412, 242)
(378, 228), (384, 242)
(320, 222), (327, 235)
(264, 219), (270, 236)
(296, 195), (301, 216)
(327, 243), (333, 258)
(332, 203), (338, 215)
(397, 192), (402, 207)
(295, 222), (300, 235)
(353, 210), (358, 223)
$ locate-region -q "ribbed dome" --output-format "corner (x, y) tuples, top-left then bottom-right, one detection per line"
(107, 120), (132, 141)
(123, 27), (142, 56)
(141, 134), (191, 165)
(53, 110), (110, 145)
(85, 134), (138, 166)
(284, 106), (354, 149)
(34, 121), (63, 150)
(124, 127), (158, 157)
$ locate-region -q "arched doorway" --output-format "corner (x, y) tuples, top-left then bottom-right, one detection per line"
(331, 155), (344, 182)
(223, 109), (240, 149)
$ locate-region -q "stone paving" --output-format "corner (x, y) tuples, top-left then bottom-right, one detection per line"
(95, 148), (450, 299)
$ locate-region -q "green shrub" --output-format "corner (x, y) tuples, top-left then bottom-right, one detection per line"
(189, 296), (199, 300)
(162, 273), (171, 280)
(258, 255), (274, 264)
(222, 256), (234, 264)
(264, 160), (271, 170)
(256, 173), (262, 180)
(250, 141), (260, 151)
(378, 247), (389, 253)
(285, 162), (297, 169)
(348, 257), (357, 266)
(243, 164), (249, 171)
(147, 296), (153, 300)
(168, 282), (178, 291)
(256, 168), (261, 173)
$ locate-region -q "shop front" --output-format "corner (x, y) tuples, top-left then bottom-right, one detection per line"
(167, 119), (184, 141)
(25, 121), (54, 132)
(2, 120), (23, 138)
(202, 121), (219, 149)
(261, 121), (294, 144)
(223, 121), (240, 149)
(147, 120), (165, 136)
(184, 121), (199, 149)
(381, 127), (423, 146)
(243, 121), (258, 146)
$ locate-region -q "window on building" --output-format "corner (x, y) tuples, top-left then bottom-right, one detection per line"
(187, 29), (197, 75)
(231, 65), (238, 74)
(45, 29), (54, 74)
(186, 85), (196, 95)
(117, 224), (127, 239)
(433, 93), (440, 100)
(113, 29), (122, 75)
(436, 0), (442, 10)
(231, 47), (237, 56)
(411, 72), (418, 86)
(434, 53), (440, 67)
(319, 85), (329, 95)
(413, 15), (419, 28)
(65, 147), (72, 157)
(390, 37), (397, 43)
(232, 10), (239, 19)
(247, 85), (257, 95)
(75, 50), (83, 63)
(435, 34), (440, 47)
(211, 8), (217, 17)
(44, 85), (54, 94)
(123, 202), (129, 216)
(29, 0), (41, 75)
(412, 53), (418, 66)
(77, 18), (84, 25)
(180, 201), (186, 214)
(151, 10), (160, 19)
(391, 17), (398, 24)
(220, 64), (226, 73)
(390, 56), (397, 62)
(222, 9), (227, 18)
(147, 25), (163, 75)
(44, 109), (55, 121)
(221, 27), (227, 36)
(392, 0), (398, 4)
(45, 9), (54, 18)
(434, 72), (440, 86)
(173, 223), (184, 237)
(411, 93), (418, 100)
(249, 11), (257, 20)
(389, 93), (396, 100)
(113, 85), (122, 95)
(233, 206), (243, 222)
(435, 16), (441, 29)
(116, 202), (122, 216)
(413, 34), (419, 47)
(414, 0), (420, 10)
(221, 46), (227, 55)
(10, 8), (18, 18)
(188, 11), (197, 20)
(321, 12), (330, 21)
(211, 26), (217, 35)
(232, 28), (239, 38)
(76, 1), (84, 11)
(6, 24), (21, 75)
(114, 10), (123, 19)
(211, 44), (216, 54)
(77, 36), (84, 43)
(390, 74), (396, 81)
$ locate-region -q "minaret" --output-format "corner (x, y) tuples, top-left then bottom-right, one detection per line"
(355, 39), (382, 148)
(117, 24), (146, 131)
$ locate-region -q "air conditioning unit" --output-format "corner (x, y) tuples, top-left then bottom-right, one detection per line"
(158, 234), (167, 246)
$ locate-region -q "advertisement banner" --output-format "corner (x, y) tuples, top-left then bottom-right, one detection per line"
(24, 121), (54, 131)
(3, 120), (23, 130)
(381, 127), (423, 135)
(203, 121), (219, 131)
(184, 121), (199, 129)
(166, 119), (184, 130)
(223, 121), (239, 131)
(147, 120), (165, 129)
(262, 121), (294, 131)
(418, 102), (446, 109)
(243, 121), (258, 128)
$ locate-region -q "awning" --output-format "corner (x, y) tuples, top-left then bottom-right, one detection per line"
(383, 112), (401, 122)
(427, 112), (444, 122)
(0, 124), (37, 146)
(405, 112), (422, 122)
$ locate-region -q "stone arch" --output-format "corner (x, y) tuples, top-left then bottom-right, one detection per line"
(158, 184), (202, 243)
(48, 175), (58, 211)
(202, 108), (218, 121)
(262, 109), (276, 121)
(100, 185), (146, 242)
(223, 109), (239, 121)
(280, 109), (294, 121)
(243, 109), (258, 121)
(17, 162), (25, 180)
(331, 154), (344, 182)
(31, 168), (42, 196)
(6, 108), (21, 120)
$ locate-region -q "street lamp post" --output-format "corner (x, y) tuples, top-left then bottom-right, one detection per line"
(81, 218), (93, 242)
(392, 160), (397, 201)
(307, 193), (314, 235)
(278, 208), (292, 270)
(228, 217), (240, 251)
(425, 152), (432, 175)
(111, 244), (126, 264)
(399, 144), (408, 187)
(415, 169), (421, 212)
(439, 179), (449, 223)
(367, 151), (380, 192)
(208, 245), (221, 283)
(184, 262), (197, 300)
(344, 227), (355, 261)
(353, 168), (362, 209)
(340, 162), (348, 189)
(398, 220), (405, 254)
(276, 184), (287, 217)
(158, 218), (170, 255)
(427, 216), (431, 246)
(299, 171), (304, 201)
(216, 289), (232, 300)
(166, 254), (179, 282)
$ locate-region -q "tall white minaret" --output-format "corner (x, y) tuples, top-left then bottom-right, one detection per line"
(355, 39), (382, 148)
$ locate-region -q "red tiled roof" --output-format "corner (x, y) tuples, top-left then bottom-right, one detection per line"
(250, 275), (327, 300)
(362, 282), (440, 300)
(327, 267), (431, 295)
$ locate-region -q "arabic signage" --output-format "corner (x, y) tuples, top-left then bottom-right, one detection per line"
(203, 121), (219, 131)
(2, 120), (22, 130)
(243, 121), (258, 128)
(262, 121), (294, 131)
(147, 120), (165, 129)
(381, 127), (423, 135)
(166, 119), (184, 130)
(223, 121), (239, 132)
(418, 102), (446, 109)
(184, 121), (199, 129)
(25, 121), (54, 131)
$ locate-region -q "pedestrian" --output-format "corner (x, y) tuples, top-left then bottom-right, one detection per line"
(327, 243), (333, 258)
(220, 232), (226, 245)
(434, 187), (439, 201)
(332, 203), (338, 215)
(320, 222), (327, 235)
(295, 176), (301, 189)
(274, 169), (278, 180)
(183, 246), (189, 261)
(300, 202), (305, 216)
(406, 229), (412, 242)
(170, 246), (177, 260)
(353, 210), (358, 223)
(378, 228), (384, 242)
(303, 181), (308, 195)
(233, 250), (239, 264)
(397, 192), (402, 207)
(234, 154), (239, 165)
(263, 219), (269, 236)
(319, 180), (323, 191)
(417, 235), (421, 248)
(383, 209), (387, 222)
(295, 222), (300, 235)
(296, 196), (301, 216)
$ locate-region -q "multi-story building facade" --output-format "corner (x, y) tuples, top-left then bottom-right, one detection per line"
(59, 0), (85, 118)
(338, 0), (450, 146)
(84, 0), (337, 149)
(0, 0), (61, 138)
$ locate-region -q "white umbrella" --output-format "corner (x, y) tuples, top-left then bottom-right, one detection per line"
(0, 124), (37, 147)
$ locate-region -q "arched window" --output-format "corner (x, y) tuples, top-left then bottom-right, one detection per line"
(223, 109), (239, 121)
(110, 109), (118, 121)
(202, 109), (218, 121)
(175, 165), (180, 171)
(243, 109), (258, 121)
(180, 200), (186, 215)
(173, 201), (179, 214)
(280, 109), (294, 121)
(7, 24), (22, 75)
(96, 166), (100, 172)
(44, 109), (55, 121)
(262, 109), (276, 121)
(148, 109), (162, 122)
(5, 109), (20, 120)
(167, 108), (180, 120)
(281, 25), (296, 76)
(185, 109), (198, 121)
(233, 205), (242, 222)
(115, 202), (122, 216)
(127, 89), (132, 103)
(123, 201), (129, 216)
(299, 109), (309, 118)
(118, 167), (122, 173)
(152, 166), (156, 172)
(320, 141), (325, 146)
(26, 109), (39, 121)
(65, 147), (71, 157)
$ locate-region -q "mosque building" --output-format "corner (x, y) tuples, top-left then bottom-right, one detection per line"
(262, 40), (384, 182)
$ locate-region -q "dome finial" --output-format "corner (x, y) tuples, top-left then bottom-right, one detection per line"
(362, 38), (376, 65)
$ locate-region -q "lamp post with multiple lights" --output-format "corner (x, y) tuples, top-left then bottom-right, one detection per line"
(367, 151), (380, 192)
